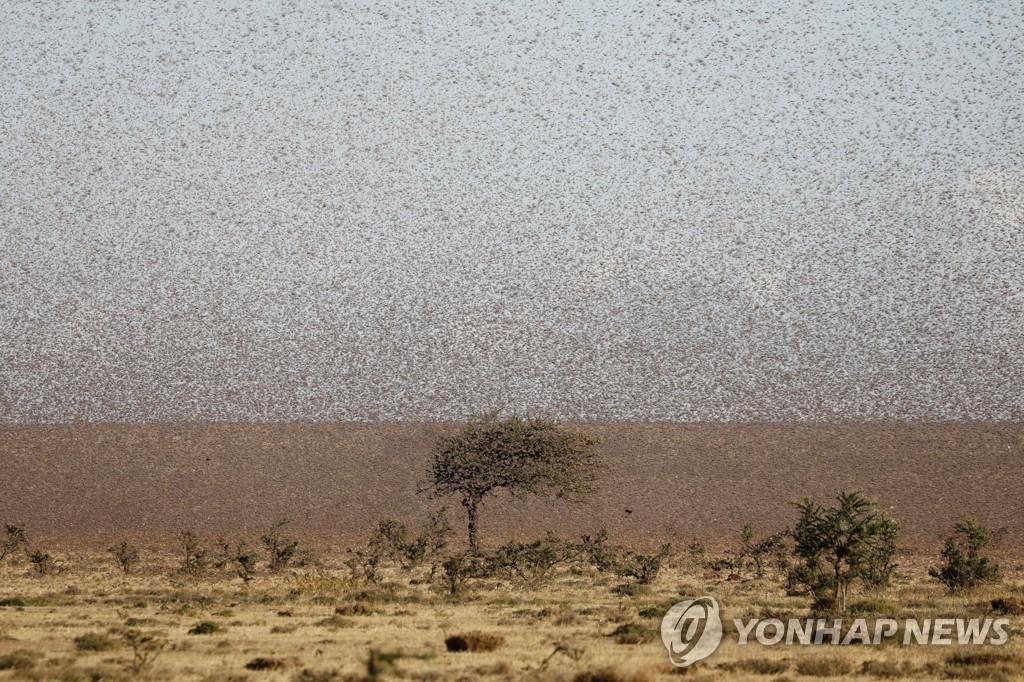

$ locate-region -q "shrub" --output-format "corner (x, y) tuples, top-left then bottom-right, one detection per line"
(345, 548), (384, 585)
(788, 490), (899, 613)
(608, 622), (657, 645)
(617, 544), (672, 585)
(0, 524), (28, 561)
(721, 658), (790, 675)
(944, 651), (1022, 680)
(365, 649), (406, 681)
(245, 657), (290, 671)
(861, 659), (909, 679)
(260, 519), (299, 572)
(795, 657), (852, 677)
(610, 583), (649, 597)
(848, 597), (901, 617)
(440, 552), (487, 595)
(27, 549), (59, 575)
(233, 542), (259, 584)
(485, 534), (578, 587)
(177, 531), (208, 576)
(74, 633), (119, 651)
(122, 629), (166, 675)
(0, 649), (43, 670)
(578, 530), (621, 572)
(188, 621), (223, 635)
(573, 669), (655, 682)
(738, 525), (791, 578)
(444, 631), (505, 652)
(335, 603), (373, 616)
(315, 615), (354, 630)
(398, 507), (454, 571)
(991, 597), (1024, 616)
(108, 541), (140, 575)
(354, 508), (455, 583)
(929, 516), (1000, 592)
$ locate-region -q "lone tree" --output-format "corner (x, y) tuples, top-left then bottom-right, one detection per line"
(422, 412), (600, 553)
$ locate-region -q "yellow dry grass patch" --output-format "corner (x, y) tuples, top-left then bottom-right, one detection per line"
(0, 551), (1021, 680)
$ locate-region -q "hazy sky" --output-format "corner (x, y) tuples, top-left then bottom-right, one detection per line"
(1, 1), (1022, 422)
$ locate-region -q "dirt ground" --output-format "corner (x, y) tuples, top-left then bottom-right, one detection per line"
(1, 422), (1022, 552)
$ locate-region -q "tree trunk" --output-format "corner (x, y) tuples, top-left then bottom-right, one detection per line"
(464, 496), (481, 554)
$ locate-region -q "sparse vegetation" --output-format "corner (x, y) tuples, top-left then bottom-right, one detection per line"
(572, 668), (654, 682)
(177, 530), (208, 576)
(74, 632), (119, 651)
(122, 629), (166, 675)
(991, 596), (1024, 615)
(486, 534), (579, 587)
(0, 524), (28, 561)
(108, 541), (140, 575)
(579, 530), (621, 572)
(0, 649), (43, 671)
(245, 656), (290, 671)
(260, 518), (299, 572)
(795, 656), (853, 677)
(0, 491), (1020, 680)
(232, 541), (259, 584)
(27, 548), (59, 575)
(616, 543), (672, 585)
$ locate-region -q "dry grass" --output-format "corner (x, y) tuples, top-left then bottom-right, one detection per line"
(0, 548), (1021, 680)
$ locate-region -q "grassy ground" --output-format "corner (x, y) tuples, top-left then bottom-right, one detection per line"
(0, 549), (1021, 681)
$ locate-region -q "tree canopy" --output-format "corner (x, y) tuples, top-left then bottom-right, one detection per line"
(423, 412), (600, 552)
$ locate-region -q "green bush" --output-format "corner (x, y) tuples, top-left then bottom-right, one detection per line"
(929, 516), (1000, 592)
(787, 490), (899, 613)
(349, 509), (455, 584)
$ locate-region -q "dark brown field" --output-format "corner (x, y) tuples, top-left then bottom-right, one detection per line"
(2, 422), (1021, 550)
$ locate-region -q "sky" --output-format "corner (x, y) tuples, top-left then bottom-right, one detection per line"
(1, 0), (1022, 422)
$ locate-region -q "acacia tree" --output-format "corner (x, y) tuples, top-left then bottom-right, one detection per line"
(422, 412), (600, 553)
